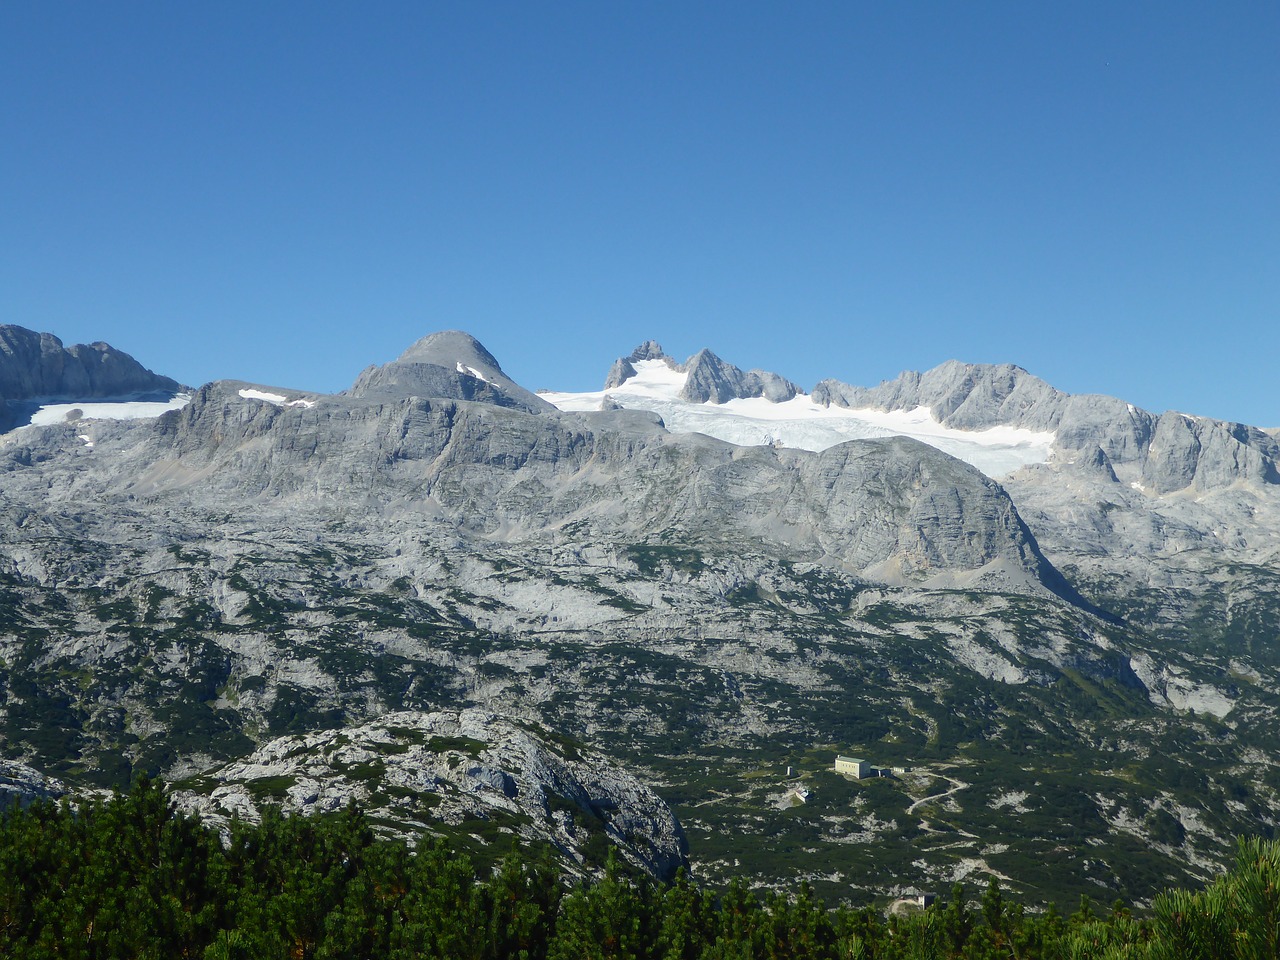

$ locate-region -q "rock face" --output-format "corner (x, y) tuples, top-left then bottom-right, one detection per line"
(679, 348), (800, 404)
(347, 330), (552, 414)
(90, 379), (1060, 592)
(0, 760), (66, 809)
(0, 325), (181, 402)
(5, 326), (1280, 905)
(173, 709), (687, 880)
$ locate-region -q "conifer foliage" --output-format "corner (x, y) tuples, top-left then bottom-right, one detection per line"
(1, 780), (1278, 959)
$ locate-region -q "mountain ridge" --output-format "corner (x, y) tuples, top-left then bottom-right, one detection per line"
(2, 322), (1279, 905)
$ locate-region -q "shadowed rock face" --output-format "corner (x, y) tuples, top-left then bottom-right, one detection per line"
(0, 325), (180, 401)
(0, 325), (181, 423)
(345, 330), (553, 414)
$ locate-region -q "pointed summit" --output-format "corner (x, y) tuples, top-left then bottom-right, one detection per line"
(679, 348), (799, 404)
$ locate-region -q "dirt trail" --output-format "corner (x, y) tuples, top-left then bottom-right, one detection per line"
(907, 775), (968, 814)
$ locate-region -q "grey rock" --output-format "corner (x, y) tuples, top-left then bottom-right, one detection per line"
(679, 348), (800, 404)
(173, 709), (688, 880)
(0, 760), (67, 809)
(0, 325), (181, 402)
(602, 341), (799, 403)
(347, 330), (553, 414)
(0, 325), (183, 430)
(814, 359), (1275, 493)
(603, 357), (637, 390)
(1141, 412), (1280, 494)
(107, 382), (1060, 591)
(4, 327), (1277, 902)
(604, 341), (675, 389)
(627, 340), (668, 362)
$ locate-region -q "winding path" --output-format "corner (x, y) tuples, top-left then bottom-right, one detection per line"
(906, 775), (969, 815)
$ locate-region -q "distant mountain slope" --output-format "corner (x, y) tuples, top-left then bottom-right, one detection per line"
(814, 359), (1280, 494)
(543, 344), (1057, 478)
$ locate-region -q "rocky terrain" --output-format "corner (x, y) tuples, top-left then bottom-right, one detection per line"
(173, 708), (687, 880)
(1, 324), (1278, 906)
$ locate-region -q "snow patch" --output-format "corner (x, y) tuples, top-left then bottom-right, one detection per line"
(238, 389), (316, 408)
(456, 362), (492, 383)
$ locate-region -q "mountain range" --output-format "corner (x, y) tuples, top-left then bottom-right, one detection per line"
(1, 323), (1278, 905)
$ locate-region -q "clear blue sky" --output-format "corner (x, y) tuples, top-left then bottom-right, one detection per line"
(2, 3), (1277, 423)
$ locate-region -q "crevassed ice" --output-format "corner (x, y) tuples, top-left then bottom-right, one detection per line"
(541, 360), (1054, 478)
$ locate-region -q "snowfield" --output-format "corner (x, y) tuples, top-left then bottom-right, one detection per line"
(541, 360), (1054, 478)
(23, 393), (191, 428)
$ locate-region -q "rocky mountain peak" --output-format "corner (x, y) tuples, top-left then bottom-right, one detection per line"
(396, 330), (505, 374)
(345, 329), (553, 414)
(679, 348), (800, 404)
(627, 340), (669, 362)
(603, 340), (676, 389)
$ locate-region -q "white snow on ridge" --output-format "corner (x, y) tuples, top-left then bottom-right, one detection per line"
(456, 362), (492, 383)
(237, 388), (316, 408)
(24, 394), (191, 428)
(541, 360), (1054, 478)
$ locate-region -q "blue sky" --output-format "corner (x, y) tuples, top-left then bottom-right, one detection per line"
(2, 3), (1277, 423)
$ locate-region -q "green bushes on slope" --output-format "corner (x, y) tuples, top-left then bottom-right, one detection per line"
(1, 780), (1278, 959)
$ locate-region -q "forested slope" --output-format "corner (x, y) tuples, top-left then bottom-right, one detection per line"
(2, 783), (1277, 959)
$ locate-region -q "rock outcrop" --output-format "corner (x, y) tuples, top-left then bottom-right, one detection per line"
(173, 709), (687, 880)
(0, 760), (67, 809)
(679, 348), (800, 404)
(0, 325), (183, 431)
(602, 341), (800, 404)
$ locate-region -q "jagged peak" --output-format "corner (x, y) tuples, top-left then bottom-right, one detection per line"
(626, 340), (669, 363)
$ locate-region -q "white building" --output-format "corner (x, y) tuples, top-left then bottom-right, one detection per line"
(834, 755), (872, 779)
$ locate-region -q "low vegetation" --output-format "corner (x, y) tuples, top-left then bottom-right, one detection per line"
(2, 780), (1279, 959)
